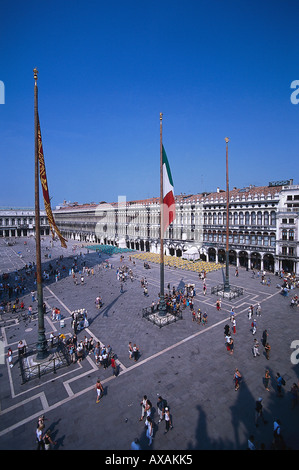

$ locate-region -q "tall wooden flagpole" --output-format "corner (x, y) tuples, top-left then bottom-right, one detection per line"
(34, 68), (48, 359)
(159, 112), (166, 316)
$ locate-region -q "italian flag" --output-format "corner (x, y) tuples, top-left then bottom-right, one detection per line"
(162, 145), (176, 235)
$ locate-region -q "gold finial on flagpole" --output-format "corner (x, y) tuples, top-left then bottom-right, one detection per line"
(160, 112), (163, 121)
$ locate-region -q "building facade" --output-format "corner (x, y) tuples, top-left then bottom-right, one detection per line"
(0, 208), (50, 239)
(53, 181), (299, 275)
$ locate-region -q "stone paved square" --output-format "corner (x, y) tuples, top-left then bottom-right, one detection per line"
(0, 236), (298, 451)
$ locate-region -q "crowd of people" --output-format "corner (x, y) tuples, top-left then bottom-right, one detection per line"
(36, 415), (56, 450)
(136, 394), (173, 447)
(62, 331), (117, 373)
(71, 308), (89, 333)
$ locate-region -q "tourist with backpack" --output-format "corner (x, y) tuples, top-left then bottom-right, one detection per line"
(276, 372), (285, 397)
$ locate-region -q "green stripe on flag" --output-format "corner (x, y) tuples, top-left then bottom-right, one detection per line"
(162, 145), (174, 187)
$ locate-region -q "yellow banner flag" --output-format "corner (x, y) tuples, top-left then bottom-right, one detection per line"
(38, 117), (67, 248)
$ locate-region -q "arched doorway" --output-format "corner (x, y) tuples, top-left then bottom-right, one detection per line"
(263, 254), (274, 272)
(229, 250), (237, 265)
(218, 249), (225, 263)
(239, 251), (248, 268)
(282, 259), (294, 273)
(169, 246), (175, 256)
(208, 247), (216, 262)
(251, 252), (261, 270)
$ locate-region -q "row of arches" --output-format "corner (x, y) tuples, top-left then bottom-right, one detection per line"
(64, 232), (297, 274)
(207, 247), (275, 271)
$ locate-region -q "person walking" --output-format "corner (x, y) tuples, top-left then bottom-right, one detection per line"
(224, 324), (230, 336)
(144, 399), (152, 424)
(132, 344), (139, 362)
(128, 342), (133, 360)
(146, 416), (154, 446)
(139, 395), (148, 421)
(157, 396), (167, 423)
(255, 397), (267, 427)
(7, 347), (13, 368)
(163, 407), (173, 434)
(94, 342), (100, 365)
(248, 305), (253, 320)
(234, 369), (242, 391)
(232, 317), (236, 334)
(111, 355), (118, 377)
(102, 349), (108, 369)
(276, 373), (284, 397)
(252, 339), (260, 357)
(228, 336), (234, 355)
(50, 332), (55, 348)
(43, 430), (56, 450)
(265, 342), (271, 360)
(18, 340), (25, 358)
(225, 333), (231, 352)
(262, 329), (268, 347)
(256, 303), (261, 316)
(264, 370), (270, 391)
(229, 308), (235, 323)
(196, 309), (202, 324)
(95, 378), (104, 403)
(36, 425), (45, 450)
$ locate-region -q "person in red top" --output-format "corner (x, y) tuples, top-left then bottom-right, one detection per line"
(111, 355), (118, 377)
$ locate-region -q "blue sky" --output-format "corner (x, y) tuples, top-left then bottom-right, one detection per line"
(0, 0), (298, 208)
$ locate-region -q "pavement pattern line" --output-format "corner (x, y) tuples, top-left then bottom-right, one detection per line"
(0, 307), (242, 435)
(0, 286), (282, 438)
(45, 286), (73, 315)
(0, 244), (284, 443)
(45, 286), (128, 373)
